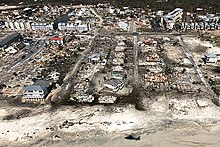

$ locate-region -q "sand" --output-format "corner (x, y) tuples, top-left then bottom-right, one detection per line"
(1, 97), (220, 146)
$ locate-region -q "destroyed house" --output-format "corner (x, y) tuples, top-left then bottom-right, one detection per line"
(104, 79), (124, 92)
(111, 71), (124, 80)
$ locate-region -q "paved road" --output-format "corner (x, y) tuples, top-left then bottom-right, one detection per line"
(178, 36), (215, 95)
(8, 34), (58, 72)
(90, 8), (103, 27)
(51, 7), (103, 102)
(51, 38), (94, 102)
(133, 35), (138, 83)
(131, 21), (139, 84)
(63, 39), (93, 83)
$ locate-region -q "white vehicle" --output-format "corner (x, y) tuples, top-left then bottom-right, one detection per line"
(101, 59), (107, 65)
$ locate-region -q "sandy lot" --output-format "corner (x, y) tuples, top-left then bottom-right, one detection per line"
(1, 96), (220, 147)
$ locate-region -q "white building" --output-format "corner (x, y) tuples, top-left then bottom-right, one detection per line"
(8, 21), (15, 30)
(14, 21), (21, 30)
(205, 54), (218, 63)
(118, 21), (128, 30)
(24, 21), (32, 30)
(4, 21), (9, 28)
(163, 8), (183, 29)
(198, 14), (219, 22)
(19, 22), (25, 30)
(88, 53), (101, 63)
(31, 22), (54, 31)
(58, 22), (89, 33)
(4, 46), (17, 54)
(47, 71), (60, 81)
(5, 21), (33, 30)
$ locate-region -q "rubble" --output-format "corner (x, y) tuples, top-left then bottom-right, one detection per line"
(98, 96), (117, 103)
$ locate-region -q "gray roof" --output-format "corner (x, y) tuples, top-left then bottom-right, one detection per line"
(34, 80), (51, 88)
(0, 32), (21, 47)
(24, 85), (47, 92)
(205, 54), (217, 58)
(105, 79), (123, 87)
(88, 53), (100, 59)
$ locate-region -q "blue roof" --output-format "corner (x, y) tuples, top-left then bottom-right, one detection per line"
(88, 53), (100, 59)
(24, 85), (47, 92)
(205, 54), (217, 58)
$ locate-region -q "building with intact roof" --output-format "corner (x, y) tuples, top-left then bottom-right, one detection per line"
(163, 8), (183, 29)
(88, 53), (101, 63)
(205, 54), (218, 63)
(49, 37), (64, 45)
(0, 32), (21, 47)
(31, 22), (54, 31)
(22, 80), (52, 103)
(58, 22), (89, 33)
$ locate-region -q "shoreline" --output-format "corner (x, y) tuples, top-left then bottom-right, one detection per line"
(1, 97), (220, 146)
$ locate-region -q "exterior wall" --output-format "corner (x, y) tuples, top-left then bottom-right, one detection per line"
(5, 21), (32, 30)
(181, 22), (220, 31)
(23, 90), (45, 99)
(89, 57), (100, 62)
(24, 21), (32, 30)
(8, 21), (14, 30)
(31, 23), (54, 31)
(21, 97), (46, 104)
(4, 22), (9, 28)
(104, 84), (117, 91)
(58, 23), (89, 32)
(19, 22), (25, 30)
(206, 57), (218, 63)
(111, 75), (123, 80)
(14, 22), (20, 30)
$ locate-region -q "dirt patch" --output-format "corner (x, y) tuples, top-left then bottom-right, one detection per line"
(192, 45), (207, 53)
(3, 109), (31, 120)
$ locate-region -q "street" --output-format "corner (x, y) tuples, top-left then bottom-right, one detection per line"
(131, 21), (139, 84)
(178, 36), (215, 95)
(51, 7), (104, 102)
(51, 38), (93, 102)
